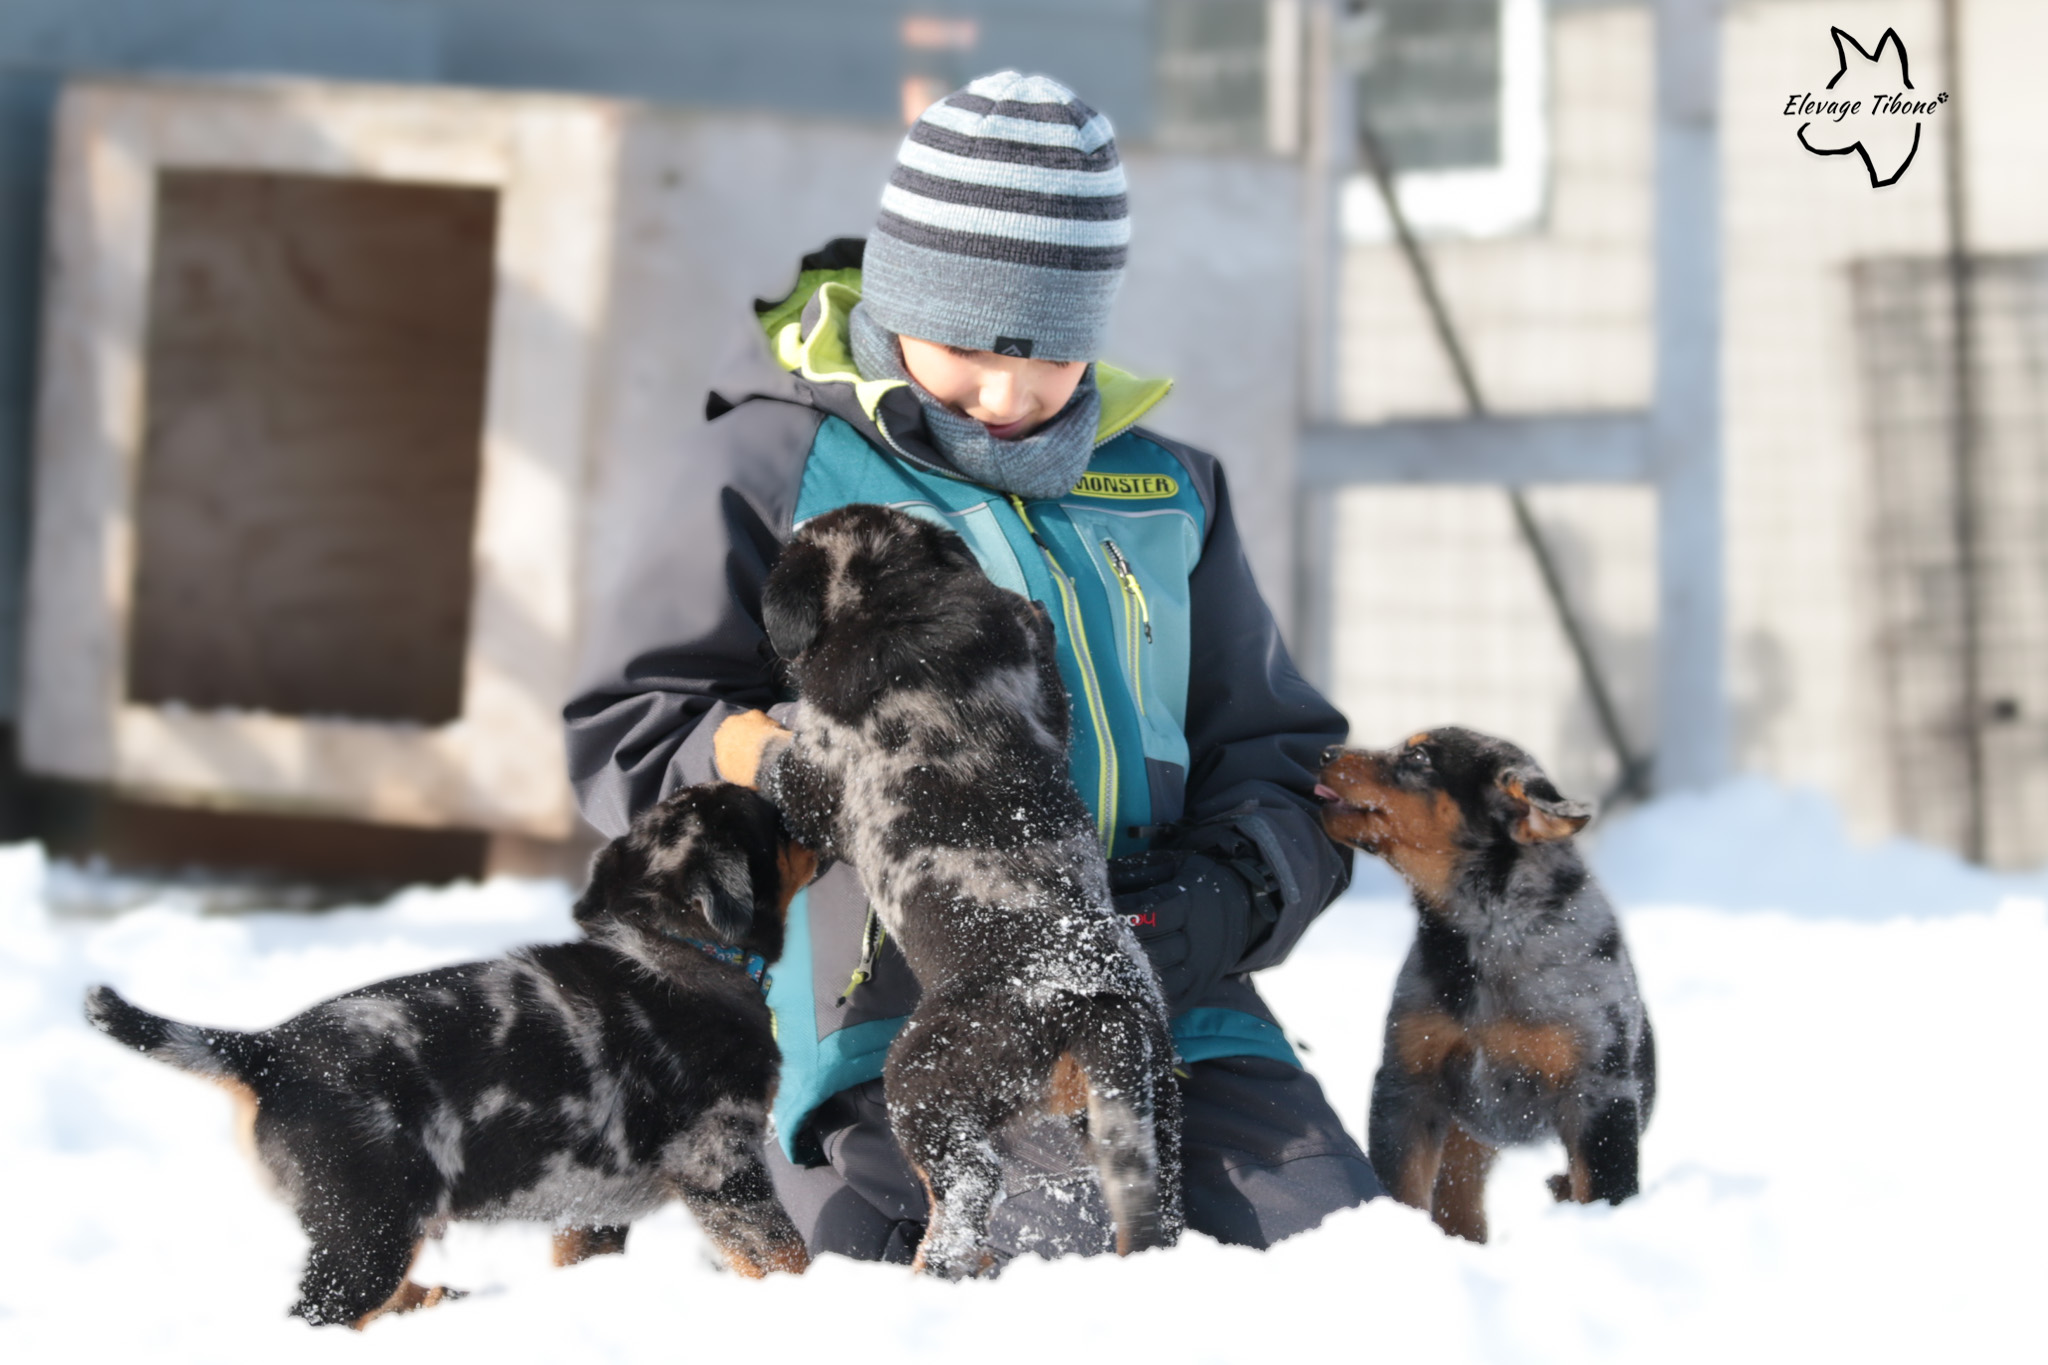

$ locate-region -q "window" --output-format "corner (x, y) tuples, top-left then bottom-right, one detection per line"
(1344, 0), (1548, 240)
(1154, 0), (1271, 153)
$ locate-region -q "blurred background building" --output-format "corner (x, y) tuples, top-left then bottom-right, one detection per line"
(0, 0), (2039, 886)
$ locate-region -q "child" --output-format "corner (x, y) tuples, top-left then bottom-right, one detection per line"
(565, 71), (1379, 1264)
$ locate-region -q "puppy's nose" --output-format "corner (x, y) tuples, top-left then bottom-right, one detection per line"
(1320, 744), (1344, 766)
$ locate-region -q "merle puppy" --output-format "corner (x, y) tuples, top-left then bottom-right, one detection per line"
(1317, 728), (1654, 1242)
(84, 783), (813, 1328)
(754, 502), (1182, 1277)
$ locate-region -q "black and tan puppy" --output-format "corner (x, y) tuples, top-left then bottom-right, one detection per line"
(755, 502), (1182, 1278)
(84, 783), (813, 1328)
(1317, 728), (1654, 1243)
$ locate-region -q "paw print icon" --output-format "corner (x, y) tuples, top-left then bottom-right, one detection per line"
(1788, 27), (1949, 189)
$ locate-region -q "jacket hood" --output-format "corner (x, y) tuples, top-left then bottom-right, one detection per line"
(707, 239), (1173, 476)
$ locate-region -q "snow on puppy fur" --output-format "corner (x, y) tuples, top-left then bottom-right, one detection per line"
(757, 503), (1180, 1273)
(1, 782), (2043, 1360)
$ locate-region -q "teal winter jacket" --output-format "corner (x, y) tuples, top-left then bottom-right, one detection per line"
(564, 242), (1352, 1162)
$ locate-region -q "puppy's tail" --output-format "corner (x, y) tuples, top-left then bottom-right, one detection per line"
(83, 985), (254, 1082)
(1067, 998), (1185, 1256)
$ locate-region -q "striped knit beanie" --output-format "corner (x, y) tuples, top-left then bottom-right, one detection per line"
(861, 71), (1128, 363)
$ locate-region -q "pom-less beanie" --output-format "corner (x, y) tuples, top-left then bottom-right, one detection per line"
(860, 71), (1129, 363)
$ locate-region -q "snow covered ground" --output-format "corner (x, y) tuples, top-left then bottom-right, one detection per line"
(3, 780), (2042, 1362)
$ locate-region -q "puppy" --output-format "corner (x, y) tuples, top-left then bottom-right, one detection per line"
(755, 502), (1182, 1277)
(84, 783), (812, 1328)
(1317, 728), (1654, 1242)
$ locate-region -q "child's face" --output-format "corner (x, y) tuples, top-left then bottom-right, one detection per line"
(899, 335), (1088, 442)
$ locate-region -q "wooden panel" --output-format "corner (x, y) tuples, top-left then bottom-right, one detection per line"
(127, 170), (496, 723)
(88, 796), (486, 885)
(22, 79), (620, 835)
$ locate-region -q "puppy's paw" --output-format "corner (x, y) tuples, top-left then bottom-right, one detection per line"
(351, 1281), (466, 1329)
(552, 1225), (629, 1266)
(911, 1238), (1001, 1281)
(400, 1283), (466, 1312)
(719, 1239), (812, 1278)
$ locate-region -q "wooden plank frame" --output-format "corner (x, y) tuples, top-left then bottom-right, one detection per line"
(1298, 413), (1655, 487)
(21, 77), (623, 837)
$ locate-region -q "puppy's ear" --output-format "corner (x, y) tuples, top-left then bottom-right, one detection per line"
(573, 837), (640, 926)
(642, 794), (761, 942)
(682, 844), (757, 942)
(928, 522), (981, 574)
(1495, 767), (1593, 844)
(1017, 595), (1057, 655)
(763, 539), (830, 660)
(1013, 595), (1071, 741)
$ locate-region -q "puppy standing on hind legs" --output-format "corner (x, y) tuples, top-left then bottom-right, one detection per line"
(748, 502), (1184, 1277)
(1317, 728), (1656, 1243)
(83, 783), (812, 1328)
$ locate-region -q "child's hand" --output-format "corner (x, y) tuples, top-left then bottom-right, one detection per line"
(713, 709), (791, 789)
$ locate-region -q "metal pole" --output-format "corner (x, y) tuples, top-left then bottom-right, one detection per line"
(1291, 0), (1345, 680)
(1940, 0), (1987, 863)
(1298, 0), (1345, 427)
(1353, 117), (1651, 801)
(1650, 0), (1728, 793)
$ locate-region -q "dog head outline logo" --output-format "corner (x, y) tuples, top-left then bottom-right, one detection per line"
(1788, 27), (1948, 189)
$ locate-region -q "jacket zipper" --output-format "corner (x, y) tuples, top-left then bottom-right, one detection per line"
(1101, 538), (1151, 716)
(1007, 496), (1117, 850)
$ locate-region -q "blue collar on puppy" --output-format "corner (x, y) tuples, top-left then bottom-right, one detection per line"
(665, 932), (773, 994)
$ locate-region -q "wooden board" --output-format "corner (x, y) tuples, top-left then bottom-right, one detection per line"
(129, 170), (496, 724)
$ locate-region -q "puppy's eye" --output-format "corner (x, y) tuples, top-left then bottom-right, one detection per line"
(1404, 747), (1432, 771)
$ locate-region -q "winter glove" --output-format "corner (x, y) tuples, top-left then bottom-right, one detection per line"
(1109, 827), (1284, 1015)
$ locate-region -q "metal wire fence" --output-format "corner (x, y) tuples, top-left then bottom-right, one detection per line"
(1855, 253), (2048, 869)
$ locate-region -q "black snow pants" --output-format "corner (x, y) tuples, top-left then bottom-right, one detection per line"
(762, 1049), (1382, 1265)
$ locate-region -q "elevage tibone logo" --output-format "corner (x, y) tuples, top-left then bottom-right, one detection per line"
(1785, 27), (1948, 188)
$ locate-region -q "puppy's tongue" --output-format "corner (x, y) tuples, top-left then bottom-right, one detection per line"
(1314, 784), (1342, 803)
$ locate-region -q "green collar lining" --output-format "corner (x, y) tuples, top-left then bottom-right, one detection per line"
(761, 272), (1172, 444)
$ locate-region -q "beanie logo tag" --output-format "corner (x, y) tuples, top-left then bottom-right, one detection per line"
(992, 336), (1035, 359)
